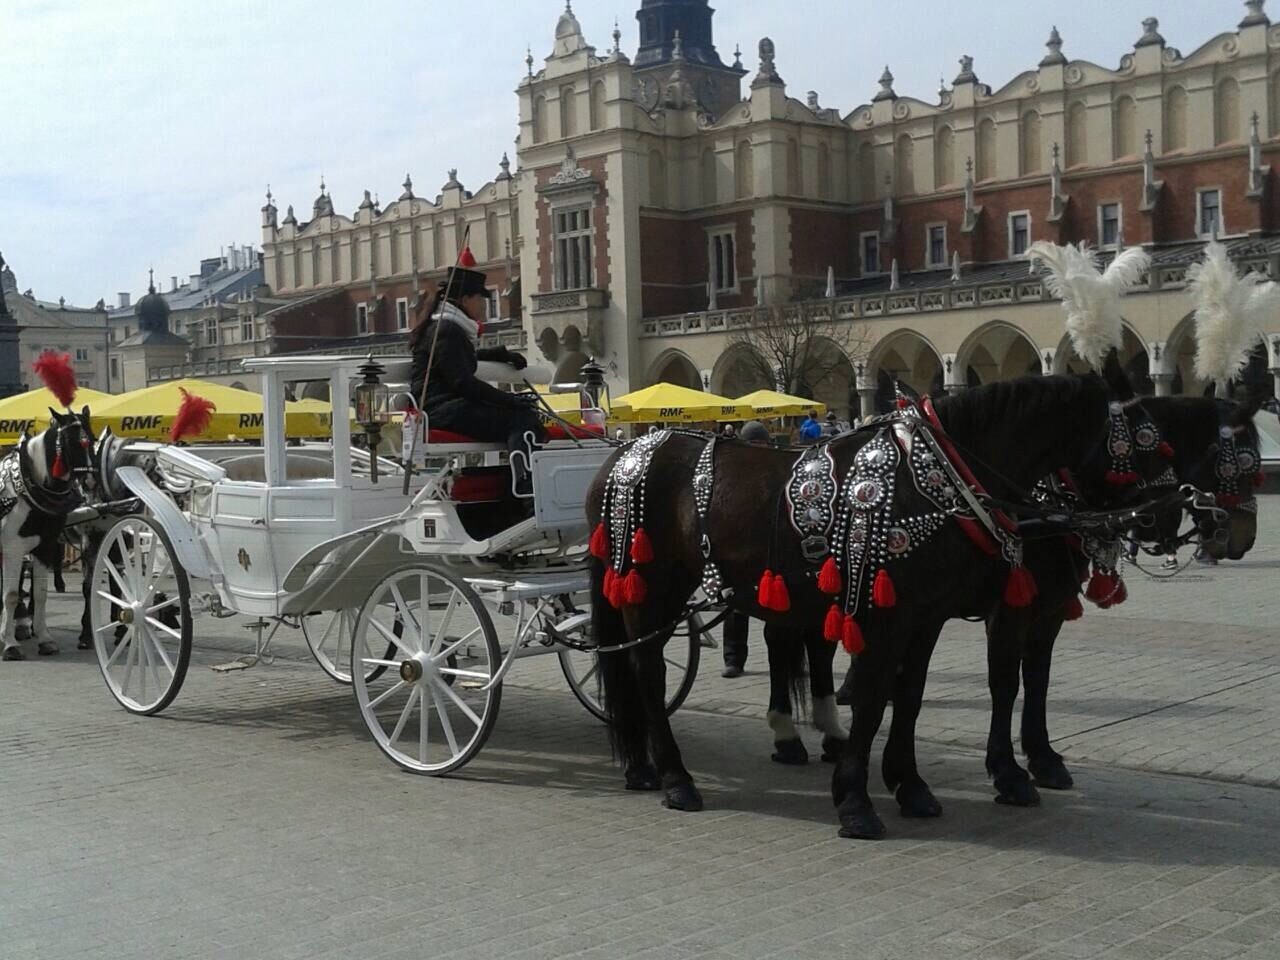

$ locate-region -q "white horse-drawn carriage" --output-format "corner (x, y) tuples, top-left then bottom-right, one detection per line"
(87, 355), (699, 773)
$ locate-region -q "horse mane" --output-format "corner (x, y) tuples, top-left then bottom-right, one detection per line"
(932, 373), (1104, 442)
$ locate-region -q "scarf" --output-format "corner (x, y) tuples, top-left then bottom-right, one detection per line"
(434, 300), (482, 342)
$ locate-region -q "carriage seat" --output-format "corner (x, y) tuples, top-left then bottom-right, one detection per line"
(543, 423), (606, 441)
(221, 453), (334, 482)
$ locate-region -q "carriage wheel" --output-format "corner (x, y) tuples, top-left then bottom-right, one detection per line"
(89, 516), (192, 716)
(558, 614), (702, 723)
(351, 564), (502, 775)
(300, 609), (396, 685)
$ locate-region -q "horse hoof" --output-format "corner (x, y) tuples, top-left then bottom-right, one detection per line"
(771, 738), (809, 765)
(662, 783), (703, 812)
(1029, 756), (1074, 790)
(837, 808), (886, 840)
(820, 736), (846, 763)
(896, 782), (943, 818)
(624, 763), (660, 792)
(994, 778), (1041, 807)
(77, 636), (93, 651)
(37, 641), (59, 657)
(2, 646), (25, 662)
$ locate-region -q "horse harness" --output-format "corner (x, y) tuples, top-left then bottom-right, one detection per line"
(0, 436), (83, 523)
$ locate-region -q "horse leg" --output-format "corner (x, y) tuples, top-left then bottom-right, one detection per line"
(832, 626), (894, 840)
(880, 620), (944, 818)
(631, 632), (702, 811)
(1021, 610), (1073, 790)
(31, 559), (58, 656)
(805, 631), (846, 762)
(79, 535), (98, 649)
(765, 621), (808, 765)
(14, 557), (32, 642)
(594, 587), (660, 792)
(985, 604), (1039, 807)
(1, 550), (24, 660)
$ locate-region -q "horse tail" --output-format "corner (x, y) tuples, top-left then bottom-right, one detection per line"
(591, 561), (649, 772)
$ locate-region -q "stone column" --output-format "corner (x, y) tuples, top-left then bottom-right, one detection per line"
(858, 386), (878, 419)
(942, 353), (965, 395)
(1150, 373), (1173, 397)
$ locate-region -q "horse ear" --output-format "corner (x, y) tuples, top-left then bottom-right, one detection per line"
(1100, 349), (1134, 401)
(48, 406), (62, 423)
(1228, 387), (1267, 427)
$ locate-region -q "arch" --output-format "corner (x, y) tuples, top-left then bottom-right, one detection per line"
(1065, 101), (1088, 168)
(647, 349), (702, 390)
(793, 336), (855, 420)
(559, 85), (577, 138)
(229, 380), (247, 391)
(1162, 315), (1269, 396)
(1113, 95), (1137, 159)
(786, 137), (801, 195)
(857, 141), (876, 201)
(701, 147), (717, 205)
(532, 94), (547, 144)
(537, 326), (561, 362)
(710, 343), (773, 397)
(1020, 110), (1042, 175)
(1216, 76), (1241, 145)
(976, 116), (997, 182)
(735, 139), (753, 199)
(955, 320), (1041, 386)
(817, 143), (832, 199)
(895, 133), (915, 195)
(1165, 86), (1188, 152)
(589, 80), (606, 131)
(867, 328), (945, 411)
(933, 125), (955, 189)
(301, 379), (330, 401)
(648, 149), (666, 207)
(1053, 325), (1152, 393)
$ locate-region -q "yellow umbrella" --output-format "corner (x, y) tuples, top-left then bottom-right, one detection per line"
(533, 385), (611, 426)
(734, 389), (826, 418)
(610, 383), (750, 424)
(92, 379), (331, 441)
(0, 387), (114, 443)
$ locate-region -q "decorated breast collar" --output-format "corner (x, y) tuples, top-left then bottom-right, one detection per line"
(590, 430), (669, 609)
(1103, 400), (1177, 488)
(1214, 423), (1264, 508)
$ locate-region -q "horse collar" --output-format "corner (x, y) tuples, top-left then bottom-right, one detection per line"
(7, 437), (81, 517)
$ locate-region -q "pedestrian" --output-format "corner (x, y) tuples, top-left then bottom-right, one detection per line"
(799, 409), (823, 443)
(739, 420), (770, 444)
(614, 427), (625, 442)
(822, 411), (839, 436)
(723, 423), (736, 439)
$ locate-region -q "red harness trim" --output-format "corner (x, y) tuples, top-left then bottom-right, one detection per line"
(920, 396), (1020, 553)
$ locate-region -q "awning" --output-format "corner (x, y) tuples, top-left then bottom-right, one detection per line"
(0, 387), (114, 443)
(91, 379), (332, 441)
(733, 389), (826, 418)
(610, 383), (750, 423)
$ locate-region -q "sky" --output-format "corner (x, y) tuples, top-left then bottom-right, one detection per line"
(0, 0), (1238, 308)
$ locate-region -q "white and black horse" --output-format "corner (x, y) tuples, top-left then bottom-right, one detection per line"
(1, 408), (95, 660)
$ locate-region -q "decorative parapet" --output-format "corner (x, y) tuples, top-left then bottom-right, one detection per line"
(531, 288), (607, 313)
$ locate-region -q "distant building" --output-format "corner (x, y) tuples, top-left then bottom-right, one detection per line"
(0, 252), (20, 398)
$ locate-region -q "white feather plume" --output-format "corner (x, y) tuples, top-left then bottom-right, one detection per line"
(1187, 242), (1262, 386)
(1027, 241), (1151, 369)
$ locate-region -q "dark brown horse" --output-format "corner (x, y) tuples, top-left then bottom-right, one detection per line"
(587, 369), (1172, 838)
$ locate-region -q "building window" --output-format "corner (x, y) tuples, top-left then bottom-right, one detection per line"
(396, 297), (409, 331)
(240, 317), (253, 342)
(1197, 189), (1222, 237)
(485, 289), (499, 320)
(356, 302), (369, 334)
(1008, 212), (1031, 258)
(206, 321), (218, 346)
(926, 224), (947, 268)
(553, 206), (593, 290)
(709, 229), (736, 292)
(74, 347), (90, 361)
(109, 357), (119, 380)
(1098, 203), (1122, 248)
(860, 231), (881, 275)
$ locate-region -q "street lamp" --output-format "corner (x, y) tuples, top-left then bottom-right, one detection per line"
(354, 355), (390, 482)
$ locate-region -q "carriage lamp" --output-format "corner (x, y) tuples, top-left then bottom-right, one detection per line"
(580, 358), (607, 428)
(355, 356), (391, 483)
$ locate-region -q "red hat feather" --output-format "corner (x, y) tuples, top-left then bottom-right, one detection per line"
(458, 245), (477, 268)
(169, 387), (216, 442)
(33, 351), (77, 408)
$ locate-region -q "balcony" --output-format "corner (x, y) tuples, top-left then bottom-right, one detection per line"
(530, 287), (608, 358)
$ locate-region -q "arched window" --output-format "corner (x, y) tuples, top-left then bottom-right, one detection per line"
(486, 212), (500, 262)
(1165, 86), (1188, 152)
(1216, 77), (1241, 145)
(933, 125), (955, 188)
(857, 141), (876, 201)
(589, 81), (606, 131)
(1066, 101), (1088, 167)
(1020, 111), (1042, 175)
(1113, 95), (1137, 159)
(976, 117), (997, 181)
(895, 133), (915, 195)
(817, 143), (832, 199)
(701, 147), (717, 206)
(735, 139), (753, 199)
(532, 94), (547, 144)
(786, 138), (801, 194)
(648, 149), (666, 207)
(559, 85), (577, 138)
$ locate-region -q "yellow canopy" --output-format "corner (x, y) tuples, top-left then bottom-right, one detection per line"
(734, 389), (826, 418)
(0, 387), (114, 443)
(533, 386), (610, 426)
(91, 379), (331, 442)
(610, 383), (750, 424)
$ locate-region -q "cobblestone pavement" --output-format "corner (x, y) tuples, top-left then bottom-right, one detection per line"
(2, 497), (1278, 959)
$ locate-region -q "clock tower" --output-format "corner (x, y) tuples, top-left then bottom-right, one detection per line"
(633, 0), (745, 118)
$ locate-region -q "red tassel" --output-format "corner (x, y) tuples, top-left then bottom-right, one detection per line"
(823, 604), (844, 643)
(1105, 469), (1138, 486)
(1157, 441), (1175, 459)
(1217, 494), (1242, 508)
(757, 570), (773, 608)
(589, 522), (609, 560)
(872, 568), (896, 608)
(895, 397), (911, 410)
(603, 567), (619, 607)
(51, 452), (67, 479)
(1099, 580), (1128, 609)
(768, 574), (791, 612)
(622, 568), (647, 606)
(1085, 570), (1117, 604)
(817, 556), (842, 595)
(1003, 566), (1038, 608)
(1063, 596), (1084, 621)
(630, 527), (654, 565)
(841, 615), (864, 655)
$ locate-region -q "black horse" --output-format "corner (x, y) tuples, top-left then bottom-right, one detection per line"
(587, 368), (1172, 838)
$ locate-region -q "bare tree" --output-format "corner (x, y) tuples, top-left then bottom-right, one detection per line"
(726, 299), (870, 397)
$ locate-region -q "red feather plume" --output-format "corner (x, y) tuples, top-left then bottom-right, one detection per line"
(458, 245), (477, 268)
(170, 387), (216, 442)
(33, 351), (77, 408)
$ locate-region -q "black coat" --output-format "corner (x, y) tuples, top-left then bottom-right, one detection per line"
(409, 318), (523, 413)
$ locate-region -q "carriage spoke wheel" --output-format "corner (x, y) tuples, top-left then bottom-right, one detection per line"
(301, 609), (396, 685)
(558, 613), (701, 723)
(89, 516), (192, 716)
(351, 564), (501, 775)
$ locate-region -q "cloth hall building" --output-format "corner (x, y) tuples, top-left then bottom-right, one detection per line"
(261, 0), (1280, 416)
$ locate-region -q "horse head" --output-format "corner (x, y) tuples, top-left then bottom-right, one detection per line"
(1197, 393), (1266, 560)
(38, 405), (96, 491)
